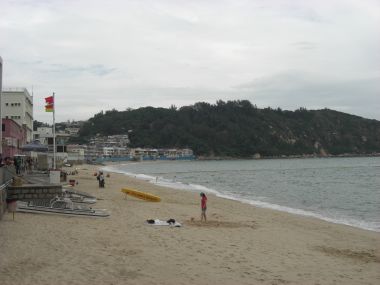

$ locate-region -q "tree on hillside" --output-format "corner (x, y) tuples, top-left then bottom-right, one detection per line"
(75, 100), (380, 157)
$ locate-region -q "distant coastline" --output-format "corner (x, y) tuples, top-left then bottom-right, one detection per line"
(95, 152), (380, 164)
(196, 152), (380, 161)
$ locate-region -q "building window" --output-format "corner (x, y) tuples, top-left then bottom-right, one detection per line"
(57, 146), (67, 153)
(5, 103), (8, 106)
(2, 124), (4, 131)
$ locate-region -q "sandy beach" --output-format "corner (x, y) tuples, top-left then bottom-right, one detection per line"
(0, 164), (379, 285)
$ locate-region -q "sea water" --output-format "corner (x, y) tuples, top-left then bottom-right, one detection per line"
(103, 157), (380, 232)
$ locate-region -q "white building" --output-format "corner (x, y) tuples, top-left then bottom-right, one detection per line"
(103, 147), (115, 157)
(2, 87), (33, 142)
(33, 127), (53, 143)
(33, 127), (71, 167)
(65, 127), (80, 136)
(67, 144), (85, 163)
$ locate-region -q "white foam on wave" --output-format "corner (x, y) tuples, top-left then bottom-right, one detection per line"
(235, 197), (380, 232)
(102, 165), (380, 233)
(102, 164), (220, 194)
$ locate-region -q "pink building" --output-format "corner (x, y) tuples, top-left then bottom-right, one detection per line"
(1, 118), (27, 157)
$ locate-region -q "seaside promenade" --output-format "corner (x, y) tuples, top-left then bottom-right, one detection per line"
(0, 164), (379, 285)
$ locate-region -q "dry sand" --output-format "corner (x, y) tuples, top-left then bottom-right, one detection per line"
(0, 164), (379, 285)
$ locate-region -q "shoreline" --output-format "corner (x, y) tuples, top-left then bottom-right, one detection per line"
(102, 160), (380, 233)
(1, 164), (379, 284)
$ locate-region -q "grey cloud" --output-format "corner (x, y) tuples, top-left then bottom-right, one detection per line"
(41, 64), (116, 77)
(235, 71), (380, 120)
(1, 0), (379, 122)
(291, 41), (317, 50)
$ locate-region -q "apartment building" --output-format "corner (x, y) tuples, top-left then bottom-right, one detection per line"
(1, 88), (33, 143)
(1, 118), (27, 157)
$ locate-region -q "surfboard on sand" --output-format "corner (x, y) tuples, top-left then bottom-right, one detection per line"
(121, 188), (161, 202)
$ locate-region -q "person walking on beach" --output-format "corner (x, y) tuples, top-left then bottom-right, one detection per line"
(200, 192), (207, 222)
(97, 171), (105, 188)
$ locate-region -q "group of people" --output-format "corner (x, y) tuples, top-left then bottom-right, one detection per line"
(0, 155), (35, 175)
(0, 155), (14, 167)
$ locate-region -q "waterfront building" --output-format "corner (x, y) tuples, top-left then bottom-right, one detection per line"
(32, 127), (71, 167)
(1, 88), (33, 143)
(103, 146), (115, 157)
(66, 144), (85, 163)
(1, 118), (27, 157)
(83, 144), (100, 161)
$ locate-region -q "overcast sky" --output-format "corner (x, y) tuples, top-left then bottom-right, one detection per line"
(1, 0), (379, 123)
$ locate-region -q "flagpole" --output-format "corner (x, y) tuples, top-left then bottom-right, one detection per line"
(53, 92), (56, 169)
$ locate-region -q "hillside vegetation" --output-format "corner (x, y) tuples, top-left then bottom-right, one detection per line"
(75, 100), (380, 157)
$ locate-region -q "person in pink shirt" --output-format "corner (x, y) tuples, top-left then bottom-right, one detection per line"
(200, 192), (207, 222)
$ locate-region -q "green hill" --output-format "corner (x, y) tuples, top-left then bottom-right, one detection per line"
(74, 100), (380, 157)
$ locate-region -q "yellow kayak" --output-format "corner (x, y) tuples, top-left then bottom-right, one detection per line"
(121, 188), (161, 202)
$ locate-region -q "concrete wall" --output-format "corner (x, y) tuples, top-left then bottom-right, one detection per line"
(0, 166), (15, 220)
(0, 188), (6, 220)
(6, 184), (62, 201)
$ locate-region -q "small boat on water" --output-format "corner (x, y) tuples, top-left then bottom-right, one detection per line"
(17, 197), (109, 217)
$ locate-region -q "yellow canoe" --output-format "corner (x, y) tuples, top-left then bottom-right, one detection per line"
(121, 188), (161, 202)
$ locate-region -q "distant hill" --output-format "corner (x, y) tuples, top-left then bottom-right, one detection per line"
(74, 100), (380, 157)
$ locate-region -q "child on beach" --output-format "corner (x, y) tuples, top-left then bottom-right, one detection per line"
(200, 192), (207, 222)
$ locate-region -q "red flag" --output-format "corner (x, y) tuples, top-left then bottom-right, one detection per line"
(45, 95), (54, 112)
(45, 96), (54, 112)
(45, 96), (54, 104)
